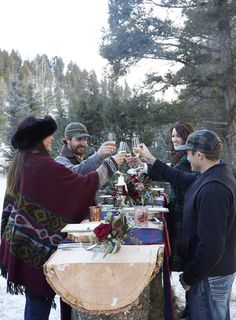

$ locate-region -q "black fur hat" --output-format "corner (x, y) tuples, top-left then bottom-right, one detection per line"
(11, 115), (58, 150)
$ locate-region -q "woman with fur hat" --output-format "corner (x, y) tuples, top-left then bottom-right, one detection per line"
(0, 115), (125, 320)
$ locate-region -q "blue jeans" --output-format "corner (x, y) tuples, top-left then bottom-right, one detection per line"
(187, 273), (235, 320)
(24, 292), (52, 320)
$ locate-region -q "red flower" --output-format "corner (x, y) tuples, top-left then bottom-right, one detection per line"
(126, 175), (145, 202)
(135, 181), (145, 192)
(94, 223), (112, 241)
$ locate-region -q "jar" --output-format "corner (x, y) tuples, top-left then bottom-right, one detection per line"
(134, 206), (148, 227)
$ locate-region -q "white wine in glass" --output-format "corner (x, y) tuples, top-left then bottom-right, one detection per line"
(107, 132), (116, 142)
(132, 136), (140, 157)
(118, 142), (132, 158)
(118, 141), (127, 154)
(126, 144), (132, 158)
(107, 132), (116, 153)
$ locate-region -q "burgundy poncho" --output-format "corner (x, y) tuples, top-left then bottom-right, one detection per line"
(0, 152), (99, 300)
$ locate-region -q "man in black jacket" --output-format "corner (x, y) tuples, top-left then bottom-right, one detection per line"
(134, 130), (236, 320)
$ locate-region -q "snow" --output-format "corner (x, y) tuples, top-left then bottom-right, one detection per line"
(0, 281), (60, 319)
(0, 174), (236, 319)
(171, 272), (236, 319)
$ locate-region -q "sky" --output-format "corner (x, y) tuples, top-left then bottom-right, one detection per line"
(0, 0), (178, 98)
(0, 0), (109, 75)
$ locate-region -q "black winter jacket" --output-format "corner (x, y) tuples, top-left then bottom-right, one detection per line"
(148, 160), (236, 286)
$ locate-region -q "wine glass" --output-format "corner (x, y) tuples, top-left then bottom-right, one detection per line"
(132, 136), (140, 157)
(107, 132), (116, 153)
(118, 141), (127, 155)
(107, 132), (116, 142)
(118, 142), (132, 159)
(125, 144), (131, 158)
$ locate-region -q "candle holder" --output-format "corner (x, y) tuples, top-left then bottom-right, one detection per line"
(115, 173), (127, 208)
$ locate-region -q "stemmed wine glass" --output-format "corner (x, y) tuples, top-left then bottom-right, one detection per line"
(107, 132), (116, 142)
(132, 135), (140, 157)
(125, 144), (131, 158)
(118, 141), (132, 158)
(107, 132), (116, 153)
(118, 141), (127, 154)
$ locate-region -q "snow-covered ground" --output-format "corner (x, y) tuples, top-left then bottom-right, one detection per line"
(0, 174), (236, 319)
(171, 272), (236, 319)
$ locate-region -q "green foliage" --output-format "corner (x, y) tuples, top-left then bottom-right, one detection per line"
(4, 74), (31, 153)
(0, 49), (186, 163)
(102, 0), (236, 96)
(101, 0), (236, 166)
(101, 0), (180, 75)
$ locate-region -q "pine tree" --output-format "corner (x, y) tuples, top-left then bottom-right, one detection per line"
(101, 0), (236, 165)
(4, 74), (30, 153)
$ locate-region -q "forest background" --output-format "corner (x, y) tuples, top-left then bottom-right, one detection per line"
(0, 0), (235, 171)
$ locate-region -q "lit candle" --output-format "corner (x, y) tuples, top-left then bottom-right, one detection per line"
(116, 174), (128, 192)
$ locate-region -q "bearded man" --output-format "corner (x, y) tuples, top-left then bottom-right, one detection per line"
(56, 122), (115, 174)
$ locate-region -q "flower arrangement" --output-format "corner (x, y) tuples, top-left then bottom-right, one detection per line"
(99, 168), (168, 209)
(124, 172), (158, 206)
(91, 211), (132, 257)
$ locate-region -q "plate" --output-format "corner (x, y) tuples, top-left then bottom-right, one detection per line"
(127, 168), (138, 175)
(61, 222), (102, 233)
(151, 187), (164, 192)
(146, 206), (169, 213)
(99, 195), (112, 198)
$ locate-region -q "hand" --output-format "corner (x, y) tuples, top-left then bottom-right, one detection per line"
(97, 141), (116, 159)
(179, 273), (191, 291)
(126, 156), (144, 168)
(138, 143), (156, 163)
(112, 153), (126, 166)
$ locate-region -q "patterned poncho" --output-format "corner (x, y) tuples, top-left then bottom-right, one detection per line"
(0, 152), (99, 300)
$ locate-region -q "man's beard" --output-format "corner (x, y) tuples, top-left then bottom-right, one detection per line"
(71, 145), (85, 156)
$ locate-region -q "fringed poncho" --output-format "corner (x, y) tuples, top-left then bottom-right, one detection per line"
(0, 152), (99, 300)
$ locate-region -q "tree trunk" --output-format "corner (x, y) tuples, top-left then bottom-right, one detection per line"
(71, 271), (164, 320)
(216, 0), (236, 166)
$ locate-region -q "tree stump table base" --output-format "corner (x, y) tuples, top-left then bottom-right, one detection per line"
(71, 272), (164, 320)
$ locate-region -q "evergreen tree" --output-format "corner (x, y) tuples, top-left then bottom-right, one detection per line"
(4, 74), (30, 152)
(33, 54), (54, 115)
(0, 49), (182, 162)
(100, 0), (236, 165)
(50, 56), (67, 155)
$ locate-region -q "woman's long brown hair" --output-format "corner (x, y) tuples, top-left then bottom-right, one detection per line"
(6, 142), (50, 196)
(170, 121), (194, 165)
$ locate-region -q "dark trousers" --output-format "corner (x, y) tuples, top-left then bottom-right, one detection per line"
(60, 298), (71, 320)
(24, 292), (52, 320)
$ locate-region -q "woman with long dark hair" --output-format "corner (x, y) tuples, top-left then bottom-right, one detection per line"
(167, 121), (194, 272)
(0, 115), (125, 320)
(127, 121), (194, 318)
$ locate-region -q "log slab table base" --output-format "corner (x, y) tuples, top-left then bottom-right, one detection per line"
(71, 272), (164, 320)
(44, 245), (164, 318)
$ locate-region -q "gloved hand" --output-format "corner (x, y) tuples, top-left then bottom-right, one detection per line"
(111, 153), (126, 167)
(103, 153), (126, 176)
